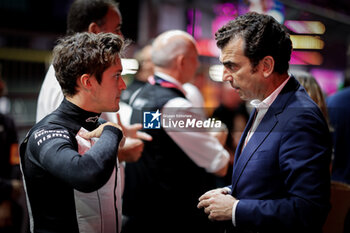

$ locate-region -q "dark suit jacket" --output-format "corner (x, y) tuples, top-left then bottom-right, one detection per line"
(229, 76), (332, 233)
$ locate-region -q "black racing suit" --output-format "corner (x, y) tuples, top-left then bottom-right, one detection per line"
(20, 98), (123, 233)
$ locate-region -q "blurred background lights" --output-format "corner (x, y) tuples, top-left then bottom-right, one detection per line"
(310, 68), (344, 96)
(290, 51), (323, 65)
(290, 35), (324, 49)
(267, 9), (284, 24)
(121, 58), (139, 75)
(209, 64), (224, 82)
(285, 20), (326, 34)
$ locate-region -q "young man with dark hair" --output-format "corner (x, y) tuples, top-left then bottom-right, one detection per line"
(20, 32), (126, 233)
(37, 0), (123, 122)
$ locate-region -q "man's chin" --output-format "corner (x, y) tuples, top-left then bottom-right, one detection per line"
(104, 105), (119, 113)
(239, 93), (249, 101)
(114, 101), (120, 112)
(113, 105), (120, 112)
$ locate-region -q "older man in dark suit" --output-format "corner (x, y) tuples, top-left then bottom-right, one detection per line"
(198, 12), (332, 233)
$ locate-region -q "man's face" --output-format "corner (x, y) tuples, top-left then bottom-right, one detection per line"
(99, 6), (123, 37)
(220, 37), (264, 101)
(91, 57), (126, 112)
(138, 45), (154, 82)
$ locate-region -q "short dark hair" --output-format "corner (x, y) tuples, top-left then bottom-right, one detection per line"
(52, 32), (124, 97)
(66, 0), (119, 35)
(215, 12), (292, 74)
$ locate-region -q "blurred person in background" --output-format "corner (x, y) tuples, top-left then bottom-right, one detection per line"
(0, 78), (24, 233)
(120, 43), (206, 114)
(183, 81), (206, 108)
(0, 72), (11, 114)
(122, 30), (230, 233)
(326, 75), (350, 232)
(121, 44), (154, 104)
(327, 77), (350, 185)
(20, 32), (125, 233)
(294, 71), (329, 123)
(198, 12), (332, 233)
(326, 79), (350, 233)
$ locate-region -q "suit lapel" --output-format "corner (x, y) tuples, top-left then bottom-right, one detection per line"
(234, 108), (257, 162)
(231, 109), (278, 191)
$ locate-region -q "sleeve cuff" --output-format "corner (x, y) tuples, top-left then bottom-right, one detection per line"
(232, 199), (239, 227)
(223, 186), (232, 194)
(103, 125), (123, 138)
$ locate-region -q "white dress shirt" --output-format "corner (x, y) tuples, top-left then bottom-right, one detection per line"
(155, 72), (230, 174)
(183, 82), (205, 108)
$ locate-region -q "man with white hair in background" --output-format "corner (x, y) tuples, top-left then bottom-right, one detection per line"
(122, 30), (230, 233)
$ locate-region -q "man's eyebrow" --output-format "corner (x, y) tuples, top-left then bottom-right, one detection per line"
(221, 61), (235, 66)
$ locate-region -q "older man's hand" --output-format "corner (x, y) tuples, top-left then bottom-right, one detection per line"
(198, 188), (237, 221)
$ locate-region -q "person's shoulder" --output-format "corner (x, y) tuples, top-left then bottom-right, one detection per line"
(165, 96), (192, 108)
(183, 83), (204, 108)
(27, 121), (72, 148)
(284, 87), (315, 110)
(328, 87), (350, 103)
(22, 123), (72, 162)
(279, 90), (325, 124)
(40, 64), (58, 88)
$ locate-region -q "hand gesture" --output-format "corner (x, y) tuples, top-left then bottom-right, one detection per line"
(116, 113), (152, 141)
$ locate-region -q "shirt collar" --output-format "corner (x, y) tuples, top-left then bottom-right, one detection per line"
(154, 71), (187, 95)
(57, 98), (101, 131)
(250, 76), (290, 110)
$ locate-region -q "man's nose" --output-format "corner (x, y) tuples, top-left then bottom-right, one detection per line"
(120, 78), (126, 90)
(222, 68), (232, 82)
